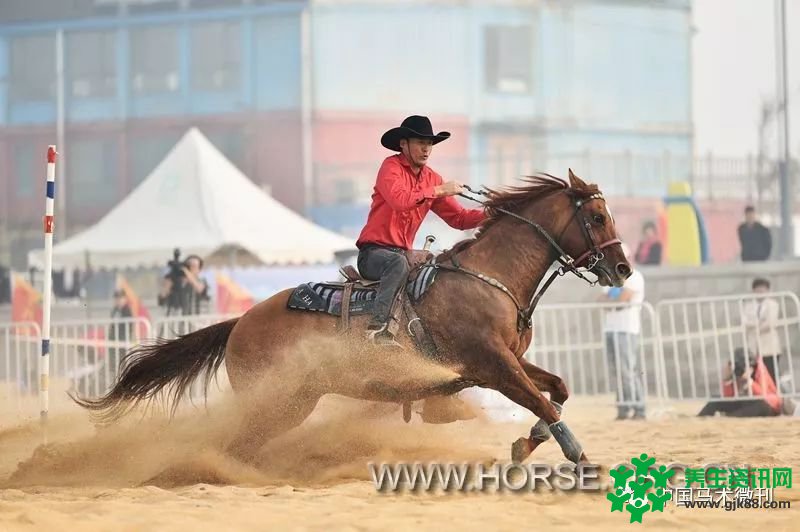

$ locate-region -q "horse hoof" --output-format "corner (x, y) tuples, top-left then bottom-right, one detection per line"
(511, 437), (534, 463)
(578, 452), (590, 464)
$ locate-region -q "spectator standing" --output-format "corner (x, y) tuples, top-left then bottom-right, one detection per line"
(738, 206), (772, 261)
(634, 221), (662, 265)
(598, 244), (647, 420)
(741, 278), (782, 383)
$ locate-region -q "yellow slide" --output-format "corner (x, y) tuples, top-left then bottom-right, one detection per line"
(663, 182), (706, 266)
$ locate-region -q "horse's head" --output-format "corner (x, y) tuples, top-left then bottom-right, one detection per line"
(554, 169), (630, 287)
(476, 170), (631, 287)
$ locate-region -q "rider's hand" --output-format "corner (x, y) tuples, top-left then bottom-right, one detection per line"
(435, 181), (465, 198)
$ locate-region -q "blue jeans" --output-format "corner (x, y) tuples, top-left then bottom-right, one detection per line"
(357, 245), (410, 325)
(605, 332), (645, 416)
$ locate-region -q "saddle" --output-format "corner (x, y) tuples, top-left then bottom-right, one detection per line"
(286, 249), (439, 358)
(338, 250), (432, 283)
(286, 246), (447, 424)
(338, 249), (432, 331)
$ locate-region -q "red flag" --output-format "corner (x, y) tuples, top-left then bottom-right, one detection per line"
(751, 357), (781, 413)
(11, 273), (43, 334)
(116, 274), (151, 338)
(216, 273), (254, 315)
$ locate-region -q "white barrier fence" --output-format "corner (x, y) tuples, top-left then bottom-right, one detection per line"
(469, 301), (666, 421)
(2, 292), (798, 416)
(47, 317), (152, 400)
(0, 322), (40, 406)
(656, 291), (799, 402)
(527, 301), (663, 408)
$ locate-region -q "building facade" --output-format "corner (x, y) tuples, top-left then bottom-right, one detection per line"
(0, 0), (692, 267)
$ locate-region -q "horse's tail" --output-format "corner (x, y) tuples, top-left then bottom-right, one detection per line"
(72, 318), (239, 424)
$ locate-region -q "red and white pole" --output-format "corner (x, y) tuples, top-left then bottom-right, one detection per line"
(41, 145), (57, 433)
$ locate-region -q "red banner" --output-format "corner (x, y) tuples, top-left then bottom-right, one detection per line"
(216, 273), (254, 315)
(11, 273), (43, 335)
(117, 274), (151, 338)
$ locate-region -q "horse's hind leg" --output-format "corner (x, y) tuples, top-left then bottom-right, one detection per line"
(512, 359), (570, 462)
(226, 385), (321, 462)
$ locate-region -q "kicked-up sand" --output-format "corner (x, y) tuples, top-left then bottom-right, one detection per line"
(0, 384), (798, 531)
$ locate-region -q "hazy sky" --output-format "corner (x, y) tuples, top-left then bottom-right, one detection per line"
(693, 0), (799, 158)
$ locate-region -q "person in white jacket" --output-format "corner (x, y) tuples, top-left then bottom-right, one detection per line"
(741, 278), (782, 383)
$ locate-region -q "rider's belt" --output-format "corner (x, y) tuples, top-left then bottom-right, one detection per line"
(358, 243), (406, 254)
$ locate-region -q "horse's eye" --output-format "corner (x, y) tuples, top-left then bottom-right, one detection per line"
(593, 214), (605, 225)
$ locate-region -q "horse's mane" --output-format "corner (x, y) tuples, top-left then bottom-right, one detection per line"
(438, 173), (600, 261)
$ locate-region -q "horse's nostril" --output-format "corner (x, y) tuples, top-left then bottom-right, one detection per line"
(615, 263), (631, 278)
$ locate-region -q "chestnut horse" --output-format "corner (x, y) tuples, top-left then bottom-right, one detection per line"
(75, 170), (631, 465)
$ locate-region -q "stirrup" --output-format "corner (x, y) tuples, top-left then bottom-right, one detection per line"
(366, 325), (404, 349)
(374, 336), (404, 349)
(366, 322), (389, 338)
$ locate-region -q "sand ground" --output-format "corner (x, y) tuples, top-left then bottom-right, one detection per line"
(0, 386), (798, 531)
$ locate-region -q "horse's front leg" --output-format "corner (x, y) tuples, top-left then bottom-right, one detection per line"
(477, 345), (587, 465)
(512, 358), (571, 462)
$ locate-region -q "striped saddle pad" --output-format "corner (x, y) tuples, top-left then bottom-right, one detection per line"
(287, 282), (376, 316)
(286, 263), (439, 317)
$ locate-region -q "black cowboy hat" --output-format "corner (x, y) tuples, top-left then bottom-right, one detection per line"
(380, 115), (450, 152)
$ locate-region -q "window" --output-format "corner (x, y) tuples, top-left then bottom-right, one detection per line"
(130, 26), (180, 94)
(13, 143), (36, 197)
(484, 26), (533, 93)
(67, 139), (119, 210)
(190, 22), (241, 91)
(67, 31), (117, 98)
(9, 34), (56, 102)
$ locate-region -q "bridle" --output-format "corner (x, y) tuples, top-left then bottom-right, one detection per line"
(433, 184), (621, 332)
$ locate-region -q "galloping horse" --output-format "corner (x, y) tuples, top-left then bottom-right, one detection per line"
(75, 170), (631, 465)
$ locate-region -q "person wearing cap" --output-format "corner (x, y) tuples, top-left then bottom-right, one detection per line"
(356, 115), (486, 346)
(597, 243), (647, 420)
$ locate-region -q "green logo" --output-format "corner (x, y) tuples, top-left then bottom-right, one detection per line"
(684, 466), (792, 489)
(607, 453), (674, 524)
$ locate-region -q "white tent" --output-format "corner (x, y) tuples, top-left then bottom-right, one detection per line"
(29, 128), (355, 269)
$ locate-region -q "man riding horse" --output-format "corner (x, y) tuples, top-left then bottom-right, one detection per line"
(356, 115), (486, 346)
(77, 118), (633, 465)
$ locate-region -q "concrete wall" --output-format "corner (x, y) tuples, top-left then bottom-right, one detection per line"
(539, 260), (800, 306)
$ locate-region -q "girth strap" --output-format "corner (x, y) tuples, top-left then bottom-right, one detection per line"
(403, 297), (441, 362)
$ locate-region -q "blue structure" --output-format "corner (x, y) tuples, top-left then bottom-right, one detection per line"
(0, 2), (305, 125)
(0, 0), (693, 265)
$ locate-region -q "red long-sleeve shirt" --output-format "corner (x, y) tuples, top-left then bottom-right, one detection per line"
(356, 154), (485, 250)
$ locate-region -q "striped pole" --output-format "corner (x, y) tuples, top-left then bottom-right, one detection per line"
(41, 145), (57, 434)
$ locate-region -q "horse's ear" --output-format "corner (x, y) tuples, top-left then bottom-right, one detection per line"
(568, 168), (586, 188)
